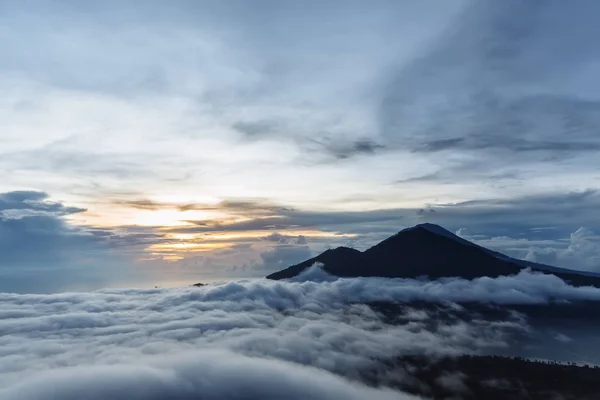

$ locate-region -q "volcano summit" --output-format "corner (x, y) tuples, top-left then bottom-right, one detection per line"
(267, 223), (600, 286)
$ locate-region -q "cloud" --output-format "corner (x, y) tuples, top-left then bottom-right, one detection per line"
(148, 190), (599, 245)
(0, 191), (99, 264)
(158, 190), (600, 262)
(166, 234), (313, 278)
(0, 190), (85, 217)
(0, 191), (138, 293)
(257, 243), (312, 272)
(233, 119), (387, 162)
(375, 0), (600, 207)
(380, 0), (600, 161)
(2, 351), (415, 400)
(454, 224), (600, 273)
(116, 198), (293, 216)
(419, 190), (600, 238)
(524, 227), (600, 272)
(309, 137), (386, 161)
(2, 0), (600, 293)
(173, 207), (405, 236)
(292, 266), (600, 305)
(263, 233), (308, 245)
(113, 199), (170, 211)
(1, 269), (600, 397)
(232, 120), (281, 138)
(0, 0), (470, 209)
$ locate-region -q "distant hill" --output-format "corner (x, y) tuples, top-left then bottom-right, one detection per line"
(266, 223), (600, 286)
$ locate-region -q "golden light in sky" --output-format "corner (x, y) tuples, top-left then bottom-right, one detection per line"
(148, 228), (356, 261)
(130, 209), (205, 227)
(70, 196), (360, 263)
(72, 201), (229, 228)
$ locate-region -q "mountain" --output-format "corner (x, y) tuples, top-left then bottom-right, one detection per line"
(266, 223), (600, 286)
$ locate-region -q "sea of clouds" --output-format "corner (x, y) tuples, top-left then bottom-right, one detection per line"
(1, 266), (600, 399)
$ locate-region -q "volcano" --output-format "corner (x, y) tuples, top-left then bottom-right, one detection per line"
(266, 223), (600, 286)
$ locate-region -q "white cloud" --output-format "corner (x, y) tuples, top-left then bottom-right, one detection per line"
(1, 269), (600, 397)
(2, 350), (417, 400)
(525, 227), (600, 272)
(456, 225), (600, 273)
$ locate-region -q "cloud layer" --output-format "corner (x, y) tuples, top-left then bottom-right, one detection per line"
(2, 269), (600, 397)
(3, 351), (415, 400)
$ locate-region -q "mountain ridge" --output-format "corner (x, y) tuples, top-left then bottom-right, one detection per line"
(266, 223), (600, 285)
(414, 223), (600, 278)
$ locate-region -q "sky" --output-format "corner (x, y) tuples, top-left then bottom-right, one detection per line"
(1, 0), (600, 292)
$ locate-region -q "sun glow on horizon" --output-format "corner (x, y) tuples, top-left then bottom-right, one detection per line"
(163, 229), (355, 241)
(146, 229), (357, 261)
(71, 202), (230, 228)
(68, 197), (360, 263)
(130, 209), (222, 227)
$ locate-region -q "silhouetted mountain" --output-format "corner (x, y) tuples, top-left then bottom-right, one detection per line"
(267, 223), (600, 286)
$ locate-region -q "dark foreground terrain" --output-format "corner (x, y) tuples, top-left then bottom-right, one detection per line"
(363, 355), (600, 400)
(356, 300), (600, 398)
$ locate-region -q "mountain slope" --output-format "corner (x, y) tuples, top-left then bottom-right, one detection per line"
(266, 223), (600, 286)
